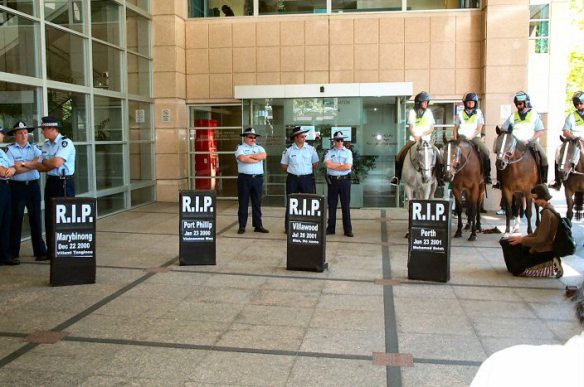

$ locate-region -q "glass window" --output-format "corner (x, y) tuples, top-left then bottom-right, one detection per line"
(131, 186), (155, 207)
(529, 4), (549, 54)
(408, 0), (479, 10)
(74, 144), (91, 194)
(332, 0), (401, 13)
(94, 95), (123, 141)
(188, 0), (252, 18)
(47, 88), (88, 142)
(126, 0), (150, 13)
(97, 192), (125, 215)
(91, 0), (120, 45)
(130, 142), (153, 182)
(3, 0), (36, 16)
(0, 11), (38, 77)
(96, 144), (124, 190)
(127, 53), (150, 97)
(44, 0), (84, 33)
(45, 25), (87, 85)
(128, 101), (152, 141)
(0, 82), (40, 133)
(126, 9), (149, 56)
(92, 41), (122, 91)
(192, 105), (242, 127)
(259, 0), (326, 15)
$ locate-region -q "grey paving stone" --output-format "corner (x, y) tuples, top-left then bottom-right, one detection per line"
(250, 289), (321, 308)
(460, 299), (537, 319)
(261, 277), (325, 293)
(399, 332), (487, 361)
(472, 317), (557, 339)
(479, 336), (565, 357)
(300, 327), (385, 356)
(235, 304), (314, 327)
(402, 363), (480, 387)
(216, 323), (305, 350)
(167, 301), (245, 323)
(322, 280), (383, 296)
(397, 313), (476, 336)
(0, 337), (27, 358)
(393, 284), (457, 299)
(309, 308), (384, 331)
(287, 357), (386, 386)
(452, 286), (521, 302)
(0, 369), (86, 386)
(395, 297), (466, 316)
(316, 294), (383, 311)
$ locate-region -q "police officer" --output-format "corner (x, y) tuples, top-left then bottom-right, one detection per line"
(453, 92), (492, 184)
(390, 91), (443, 186)
(325, 131), (353, 237)
(0, 126), (18, 265)
(32, 116), (76, 258)
(549, 91), (584, 190)
(281, 126), (319, 232)
(235, 127), (269, 234)
(6, 121), (48, 261)
(497, 91), (548, 187)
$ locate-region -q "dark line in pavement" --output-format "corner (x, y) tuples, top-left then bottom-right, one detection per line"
(380, 209), (402, 387)
(414, 358), (482, 367)
(0, 343), (39, 368)
(217, 220), (240, 235)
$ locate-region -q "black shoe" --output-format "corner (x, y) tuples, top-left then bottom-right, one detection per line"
(326, 230), (335, 235)
(237, 228), (245, 234)
(35, 255), (49, 261)
(344, 232), (354, 237)
(548, 181), (561, 191)
(0, 259), (20, 266)
(254, 226), (269, 233)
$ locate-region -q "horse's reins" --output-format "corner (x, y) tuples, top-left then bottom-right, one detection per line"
(446, 141), (470, 176)
(561, 139), (584, 176)
(497, 133), (528, 168)
(410, 142), (433, 173)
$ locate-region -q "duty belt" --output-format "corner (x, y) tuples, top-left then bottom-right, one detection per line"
(0, 179), (9, 184)
(48, 175), (74, 180)
(287, 173), (313, 178)
(239, 173), (263, 178)
(11, 179), (39, 185)
(327, 174), (351, 180)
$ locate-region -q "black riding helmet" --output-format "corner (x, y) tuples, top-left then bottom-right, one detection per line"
(572, 91), (584, 109)
(463, 92), (479, 110)
(513, 91), (531, 107)
(414, 91), (430, 109)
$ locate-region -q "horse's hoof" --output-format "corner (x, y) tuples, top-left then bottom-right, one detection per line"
(404, 233), (409, 239)
(454, 231), (462, 238)
(464, 224), (471, 230)
(477, 227), (482, 233)
(468, 235), (477, 241)
(512, 226), (520, 233)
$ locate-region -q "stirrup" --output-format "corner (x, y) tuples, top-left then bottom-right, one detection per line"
(389, 176), (400, 186)
(492, 182), (501, 190)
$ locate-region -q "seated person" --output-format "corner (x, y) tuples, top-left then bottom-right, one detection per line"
(471, 281), (584, 387)
(499, 184), (563, 278)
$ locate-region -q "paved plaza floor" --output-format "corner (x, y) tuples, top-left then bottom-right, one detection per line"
(1, 199), (583, 386)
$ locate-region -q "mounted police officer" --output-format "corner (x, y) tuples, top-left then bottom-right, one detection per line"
(235, 127), (269, 234)
(496, 91), (548, 188)
(453, 92), (492, 184)
(6, 121), (47, 261)
(0, 126), (18, 265)
(549, 91), (584, 190)
(32, 116), (76, 258)
(325, 131), (353, 237)
(390, 91), (443, 186)
(281, 126), (319, 232)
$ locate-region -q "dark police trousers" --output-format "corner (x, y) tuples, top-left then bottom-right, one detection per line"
(45, 175), (75, 258)
(0, 181), (12, 262)
(284, 173), (315, 231)
(237, 173), (264, 229)
(10, 180), (47, 258)
(326, 175), (352, 234)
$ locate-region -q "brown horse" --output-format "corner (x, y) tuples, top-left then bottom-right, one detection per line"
(494, 127), (540, 234)
(443, 137), (485, 241)
(558, 137), (584, 220)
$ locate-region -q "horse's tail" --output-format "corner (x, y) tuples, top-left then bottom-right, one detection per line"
(575, 191), (583, 220)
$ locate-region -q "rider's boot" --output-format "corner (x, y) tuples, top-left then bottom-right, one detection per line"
(492, 169), (502, 189)
(390, 159), (402, 185)
(540, 164), (549, 186)
(548, 163), (562, 190)
(483, 156), (492, 185)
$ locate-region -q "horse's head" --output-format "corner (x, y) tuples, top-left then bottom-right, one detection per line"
(412, 140), (436, 184)
(559, 137), (581, 181)
(443, 138), (463, 183)
(494, 130), (518, 170)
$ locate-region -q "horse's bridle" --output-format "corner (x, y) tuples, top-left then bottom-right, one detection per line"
(496, 132), (528, 170)
(445, 140), (470, 176)
(410, 141), (434, 174)
(559, 138), (584, 179)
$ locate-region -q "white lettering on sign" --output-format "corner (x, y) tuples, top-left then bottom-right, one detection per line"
(182, 195), (214, 213)
(288, 198), (321, 217)
(411, 202), (447, 222)
(56, 204), (94, 223)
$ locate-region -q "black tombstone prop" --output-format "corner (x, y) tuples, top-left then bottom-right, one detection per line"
(50, 197), (97, 286)
(179, 190), (216, 265)
(287, 193), (327, 272)
(407, 199), (451, 283)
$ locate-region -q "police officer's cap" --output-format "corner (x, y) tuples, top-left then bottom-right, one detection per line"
(289, 126), (310, 140)
(7, 121), (32, 136)
(572, 91), (584, 109)
(332, 131), (346, 140)
(240, 127), (261, 137)
(39, 115), (61, 129)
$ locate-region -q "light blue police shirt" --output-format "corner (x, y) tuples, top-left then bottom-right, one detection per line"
(0, 149), (14, 181)
(325, 146), (353, 176)
(41, 133), (76, 176)
(7, 142), (41, 181)
(235, 143), (266, 175)
(281, 143), (318, 176)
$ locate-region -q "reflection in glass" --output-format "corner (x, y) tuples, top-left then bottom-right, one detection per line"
(126, 0), (150, 12)
(97, 192), (125, 216)
(130, 142), (153, 182)
(3, 0), (35, 15)
(92, 41), (121, 91)
(259, 0), (326, 15)
(408, 0), (479, 10)
(126, 10), (150, 56)
(131, 186), (155, 207)
(0, 82), (40, 134)
(96, 144), (124, 190)
(188, 0), (252, 18)
(47, 88), (88, 142)
(194, 177), (237, 196)
(0, 12), (38, 77)
(127, 53), (150, 97)
(193, 129), (241, 152)
(332, 0), (401, 13)
(91, 0), (120, 45)
(94, 96), (122, 141)
(45, 26), (86, 85)
(129, 101), (152, 141)
(74, 144), (90, 194)
(192, 105), (242, 127)
(45, 0), (84, 33)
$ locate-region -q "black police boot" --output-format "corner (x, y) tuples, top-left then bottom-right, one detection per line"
(484, 158), (492, 185)
(540, 165), (548, 186)
(492, 169), (502, 189)
(548, 163), (562, 190)
(390, 160), (402, 185)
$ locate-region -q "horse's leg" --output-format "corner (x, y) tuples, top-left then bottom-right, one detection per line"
(525, 192), (533, 234)
(502, 187), (513, 234)
(454, 190), (463, 238)
(512, 193), (521, 233)
(468, 186), (479, 241)
(476, 189), (484, 232)
(566, 186), (574, 220)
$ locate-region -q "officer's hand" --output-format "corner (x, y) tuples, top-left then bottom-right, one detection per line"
(5, 167), (16, 178)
